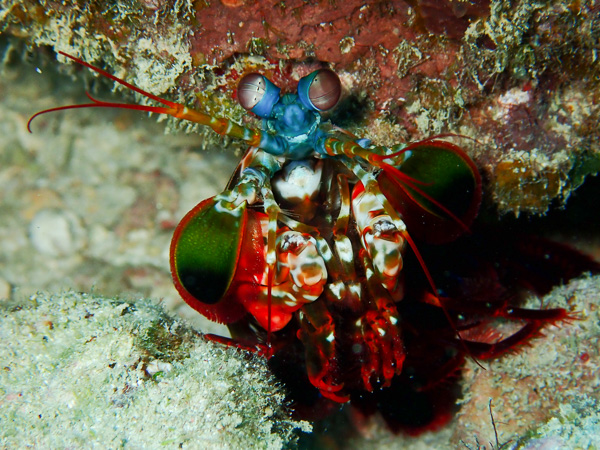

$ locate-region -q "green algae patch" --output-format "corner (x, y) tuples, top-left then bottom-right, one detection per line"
(0, 292), (310, 448)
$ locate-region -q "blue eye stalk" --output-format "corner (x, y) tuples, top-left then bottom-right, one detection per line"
(237, 73), (281, 118)
(237, 68), (342, 160)
(297, 69), (342, 112)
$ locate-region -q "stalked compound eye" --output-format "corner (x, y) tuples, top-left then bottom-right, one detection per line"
(297, 68), (341, 112)
(237, 73), (281, 118)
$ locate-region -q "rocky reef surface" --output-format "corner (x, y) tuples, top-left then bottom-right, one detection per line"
(1, 1), (600, 448)
(2, 0), (599, 215)
(0, 291), (310, 448)
(1, 278), (599, 448)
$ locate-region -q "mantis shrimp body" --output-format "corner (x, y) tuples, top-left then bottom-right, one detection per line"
(29, 52), (591, 432)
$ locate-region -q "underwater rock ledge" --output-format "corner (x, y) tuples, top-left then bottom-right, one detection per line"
(0, 291), (310, 448)
(0, 281), (599, 448)
(2, 0), (599, 216)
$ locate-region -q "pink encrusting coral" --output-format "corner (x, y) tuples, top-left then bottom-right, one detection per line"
(190, 0), (491, 118)
(189, 0), (600, 217)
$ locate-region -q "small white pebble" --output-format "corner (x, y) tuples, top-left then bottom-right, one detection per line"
(29, 208), (86, 256)
(146, 360), (173, 376)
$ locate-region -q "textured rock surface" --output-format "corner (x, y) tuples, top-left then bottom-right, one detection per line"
(2, 0), (599, 215)
(0, 291), (310, 448)
(455, 275), (600, 449)
(2, 284), (597, 447)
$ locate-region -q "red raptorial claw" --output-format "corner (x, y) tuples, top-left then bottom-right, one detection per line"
(296, 302), (350, 402)
(354, 307), (405, 391)
(310, 374), (350, 403)
(203, 333), (269, 355)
